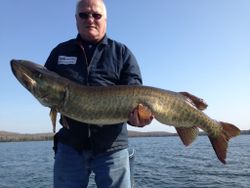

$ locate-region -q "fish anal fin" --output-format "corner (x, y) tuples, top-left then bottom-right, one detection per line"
(176, 126), (199, 146)
(49, 108), (57, 133)
(209, 122), (240, 164)
(179, 92), (208, 111)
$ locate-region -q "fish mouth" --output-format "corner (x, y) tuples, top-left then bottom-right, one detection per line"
(10, 60), (37, 91)
(10, 60), (19, 78)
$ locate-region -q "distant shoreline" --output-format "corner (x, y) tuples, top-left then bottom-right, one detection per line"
(0, 130), (249, 142)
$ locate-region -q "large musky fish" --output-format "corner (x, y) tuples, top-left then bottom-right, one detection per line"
(10, 59), (240, 164)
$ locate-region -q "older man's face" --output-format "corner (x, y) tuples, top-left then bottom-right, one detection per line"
(76, 0), (107, 43)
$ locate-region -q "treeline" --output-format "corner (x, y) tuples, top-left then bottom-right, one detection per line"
(0, 131), (54, 142)
(128, 131), (177, 137)
(241, 129), (250, 135)
(0, 130), (249, 142)
(129, 130), (250, 137)
(0, 131), (176, 142)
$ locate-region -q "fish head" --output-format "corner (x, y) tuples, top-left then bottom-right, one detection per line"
(10, 59), (66, 108)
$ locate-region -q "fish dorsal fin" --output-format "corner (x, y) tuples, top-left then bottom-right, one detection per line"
(179, 92), (208, 111)
(176, 126), (199, 146)
(49, 108), (57, 133)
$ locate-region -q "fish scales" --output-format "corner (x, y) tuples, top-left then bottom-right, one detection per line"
(62, 85), (172, 125)
(48, 80), (221, 136)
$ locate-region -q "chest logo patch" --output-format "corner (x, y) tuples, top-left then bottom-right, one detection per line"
(58, 56), (77, 65)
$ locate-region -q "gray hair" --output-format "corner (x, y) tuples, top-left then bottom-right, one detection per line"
(75, 0), (107, 18)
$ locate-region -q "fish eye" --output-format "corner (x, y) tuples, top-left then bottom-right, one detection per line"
(35, 73), (42, 79)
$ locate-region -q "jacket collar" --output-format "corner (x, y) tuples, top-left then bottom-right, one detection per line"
(75, 34), (108, 46)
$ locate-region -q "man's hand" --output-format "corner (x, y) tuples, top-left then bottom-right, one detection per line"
(128, 104), (154, 127)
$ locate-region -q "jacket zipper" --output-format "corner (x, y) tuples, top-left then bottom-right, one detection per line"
(79, 43), (91, 138)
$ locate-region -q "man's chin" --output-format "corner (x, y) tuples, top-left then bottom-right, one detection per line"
(80, 32), (97, 41)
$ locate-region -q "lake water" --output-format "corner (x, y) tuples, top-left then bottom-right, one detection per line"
(0, 135), (249, 188)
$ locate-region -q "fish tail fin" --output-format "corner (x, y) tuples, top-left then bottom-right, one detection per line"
(176, 126), (199, 146)
(209, 122), (240, 164)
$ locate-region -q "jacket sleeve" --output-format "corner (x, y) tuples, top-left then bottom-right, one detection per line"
(119, 46), (143, 85)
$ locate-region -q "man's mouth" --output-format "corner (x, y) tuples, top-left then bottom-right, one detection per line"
(86, 25), (96, 29)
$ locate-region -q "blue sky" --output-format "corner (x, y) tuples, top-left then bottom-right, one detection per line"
(1, 0), (249, 133)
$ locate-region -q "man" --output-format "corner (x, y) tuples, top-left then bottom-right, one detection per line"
(45, 0), (153, 187)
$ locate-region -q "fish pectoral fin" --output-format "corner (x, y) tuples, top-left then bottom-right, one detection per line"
(49, 108), (57, 133)
(179, 92), (208, 111)
(61, 115), (70, 130)
(208, 122), (240, 164)
(176, 126), (199, 146)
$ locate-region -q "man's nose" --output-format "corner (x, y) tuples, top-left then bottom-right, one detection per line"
(86, 16), (95, 23)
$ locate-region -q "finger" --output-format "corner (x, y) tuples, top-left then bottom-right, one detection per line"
(135, 109), (151, 127)
(137, 104), (152, 120)
(128, 109), (140, 126)
(143, 115), (154, 125)
(137, 104), (153, 125)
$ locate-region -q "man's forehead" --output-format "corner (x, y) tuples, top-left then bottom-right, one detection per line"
(77, 0), (104, 13)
